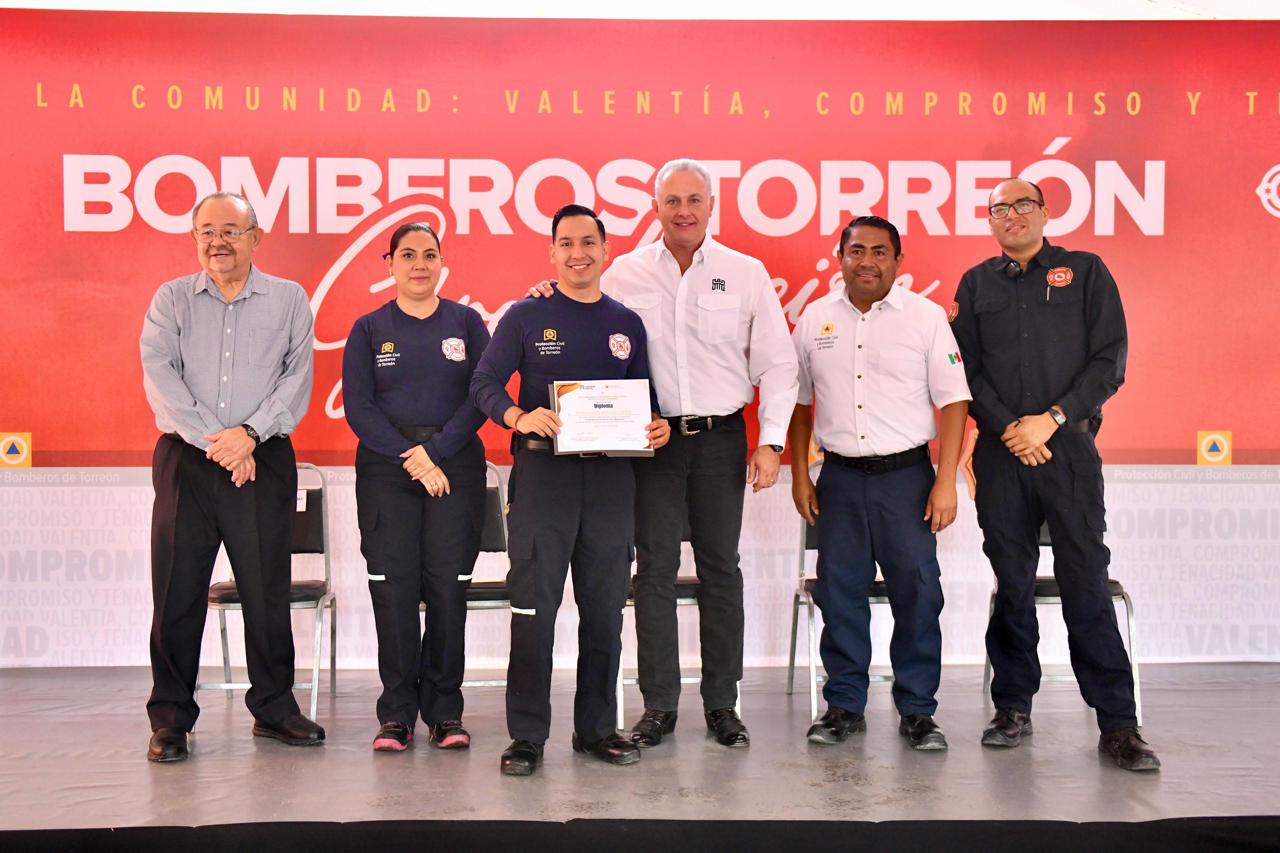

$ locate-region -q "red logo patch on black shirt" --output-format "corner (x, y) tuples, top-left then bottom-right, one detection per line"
(1046, 267), (1074, 288)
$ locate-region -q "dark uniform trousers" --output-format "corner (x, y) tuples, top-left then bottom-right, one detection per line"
(814, 456), (945, 717)
(505, 449), (634, 744)
(633, 418), (747, 711)
(147, 433), (301, 732)
(355, 438), (485, 728)
(974, 429), (1138, 732)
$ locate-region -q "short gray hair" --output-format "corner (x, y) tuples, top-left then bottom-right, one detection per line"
(191, 191), (259, 230)
(653, 158), (713, 199)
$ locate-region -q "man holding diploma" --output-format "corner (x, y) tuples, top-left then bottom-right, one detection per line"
(471, 204), (670, 776)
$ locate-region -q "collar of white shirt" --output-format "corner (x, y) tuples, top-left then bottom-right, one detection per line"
(838, 280), (907, 314)
(656, 233), (718, 268)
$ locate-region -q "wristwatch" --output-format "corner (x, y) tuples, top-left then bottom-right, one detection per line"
(242, 423), (261, 446)
(767, 444), (784, 453)
(1047, 408), (1067, 428)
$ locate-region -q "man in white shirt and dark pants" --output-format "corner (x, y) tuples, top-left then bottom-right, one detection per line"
(788, 216), (970, 750)
(615, 159), (798, 748)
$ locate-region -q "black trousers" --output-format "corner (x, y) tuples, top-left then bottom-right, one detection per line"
(633, 419), (747, 711)
(147, 434), (300, 732)
(355, 439), (485, 728)
(974, 429), (1138, 732)
(504, 449), (634, 744)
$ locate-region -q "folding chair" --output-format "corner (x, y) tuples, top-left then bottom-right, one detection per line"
(198, 462), (337, 720)
(981, 521), (1142, 725)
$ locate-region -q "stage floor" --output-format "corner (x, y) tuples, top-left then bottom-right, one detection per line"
(1, 663), (1276, 829)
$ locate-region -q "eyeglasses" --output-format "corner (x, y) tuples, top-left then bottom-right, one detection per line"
(194, 226), (256, 243)
(988, 198), (1043, 219)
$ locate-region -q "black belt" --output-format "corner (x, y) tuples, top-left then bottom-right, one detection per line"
(398, 425), (441, 443)
(512, 434), (603, 458)
(825, 445), (929, 475)
(667, 409), (744, 437)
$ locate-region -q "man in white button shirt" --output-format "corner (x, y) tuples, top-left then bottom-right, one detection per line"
(788, 216), (970, 751)
(614, 159), (798, 748)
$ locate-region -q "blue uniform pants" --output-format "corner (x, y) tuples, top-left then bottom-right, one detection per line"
(814, 456), (944, 717)
(974, 430), (1137, 733)
(355, 439), (485, 729)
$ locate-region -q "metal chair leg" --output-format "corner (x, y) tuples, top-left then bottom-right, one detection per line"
(981, 590), (996, 697)
(786, 591), (800, 695)
(806, 594), (819, 722)
(616, 646), (626, 732)
(329, 598), (337, 695)
(309, 603), (323, 720)
(219, 609), (233, 698)
(1122, 591), (1142, 727)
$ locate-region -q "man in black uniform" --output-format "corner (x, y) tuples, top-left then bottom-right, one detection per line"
(471, 204), (671, 776)
(951, 178), (1159, 771)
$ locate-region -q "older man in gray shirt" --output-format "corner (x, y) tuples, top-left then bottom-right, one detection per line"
(139, 191), (318, 762)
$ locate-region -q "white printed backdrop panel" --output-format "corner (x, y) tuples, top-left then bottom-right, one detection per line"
(1, 466), (1277, 669)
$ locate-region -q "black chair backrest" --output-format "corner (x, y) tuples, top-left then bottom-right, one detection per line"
(1038, 521), (1052, 547)
(291, 488), (325, 554)
(479, 485), (507, 552)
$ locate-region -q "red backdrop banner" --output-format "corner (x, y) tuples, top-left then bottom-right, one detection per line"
(2, 12), (1277, 465)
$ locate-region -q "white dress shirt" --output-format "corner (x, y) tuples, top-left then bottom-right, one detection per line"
(603, 235), (798, 447)
(793, 284), (971, 457)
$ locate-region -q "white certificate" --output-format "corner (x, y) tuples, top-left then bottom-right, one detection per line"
(549, 379), (654, 457)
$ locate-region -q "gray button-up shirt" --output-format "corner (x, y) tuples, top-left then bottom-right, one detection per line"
(140, 266), (314, 449)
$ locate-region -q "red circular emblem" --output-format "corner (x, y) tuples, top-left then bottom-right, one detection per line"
(441, 337), (466, 362)
(608, 333), (632, 360)
(1046, 267), (1074, 288)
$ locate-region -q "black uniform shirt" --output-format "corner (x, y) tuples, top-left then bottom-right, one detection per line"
(470, 290), (656, 426)
(951, 239), (1127, 436)
(343, 298), (490, 463)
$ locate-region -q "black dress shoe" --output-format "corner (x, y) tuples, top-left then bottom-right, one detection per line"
(500, 739), (544, 776)
(982, 708), (1032, 748)
(1099, 727), (1161, 772)
(252, 714), (325, 746)
(806, 707), (866, 745)
(705, 708), (750, 747)
(147, 728), (189, 763)
(572, 732), (641, 765)
(630, 709), (678, 748)
(899, 713), (948, 751)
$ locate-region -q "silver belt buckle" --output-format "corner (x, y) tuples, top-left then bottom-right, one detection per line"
(679, 416), (704, 437)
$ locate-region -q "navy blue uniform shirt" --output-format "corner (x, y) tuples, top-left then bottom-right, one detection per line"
(951, 239), (1127, 436)
(470, 290), (657, 426)
(343, 299), (491, 463)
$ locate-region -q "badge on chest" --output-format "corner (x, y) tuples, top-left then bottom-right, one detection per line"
(609, 333), (632, 360)
(441, 337), (466, 362)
